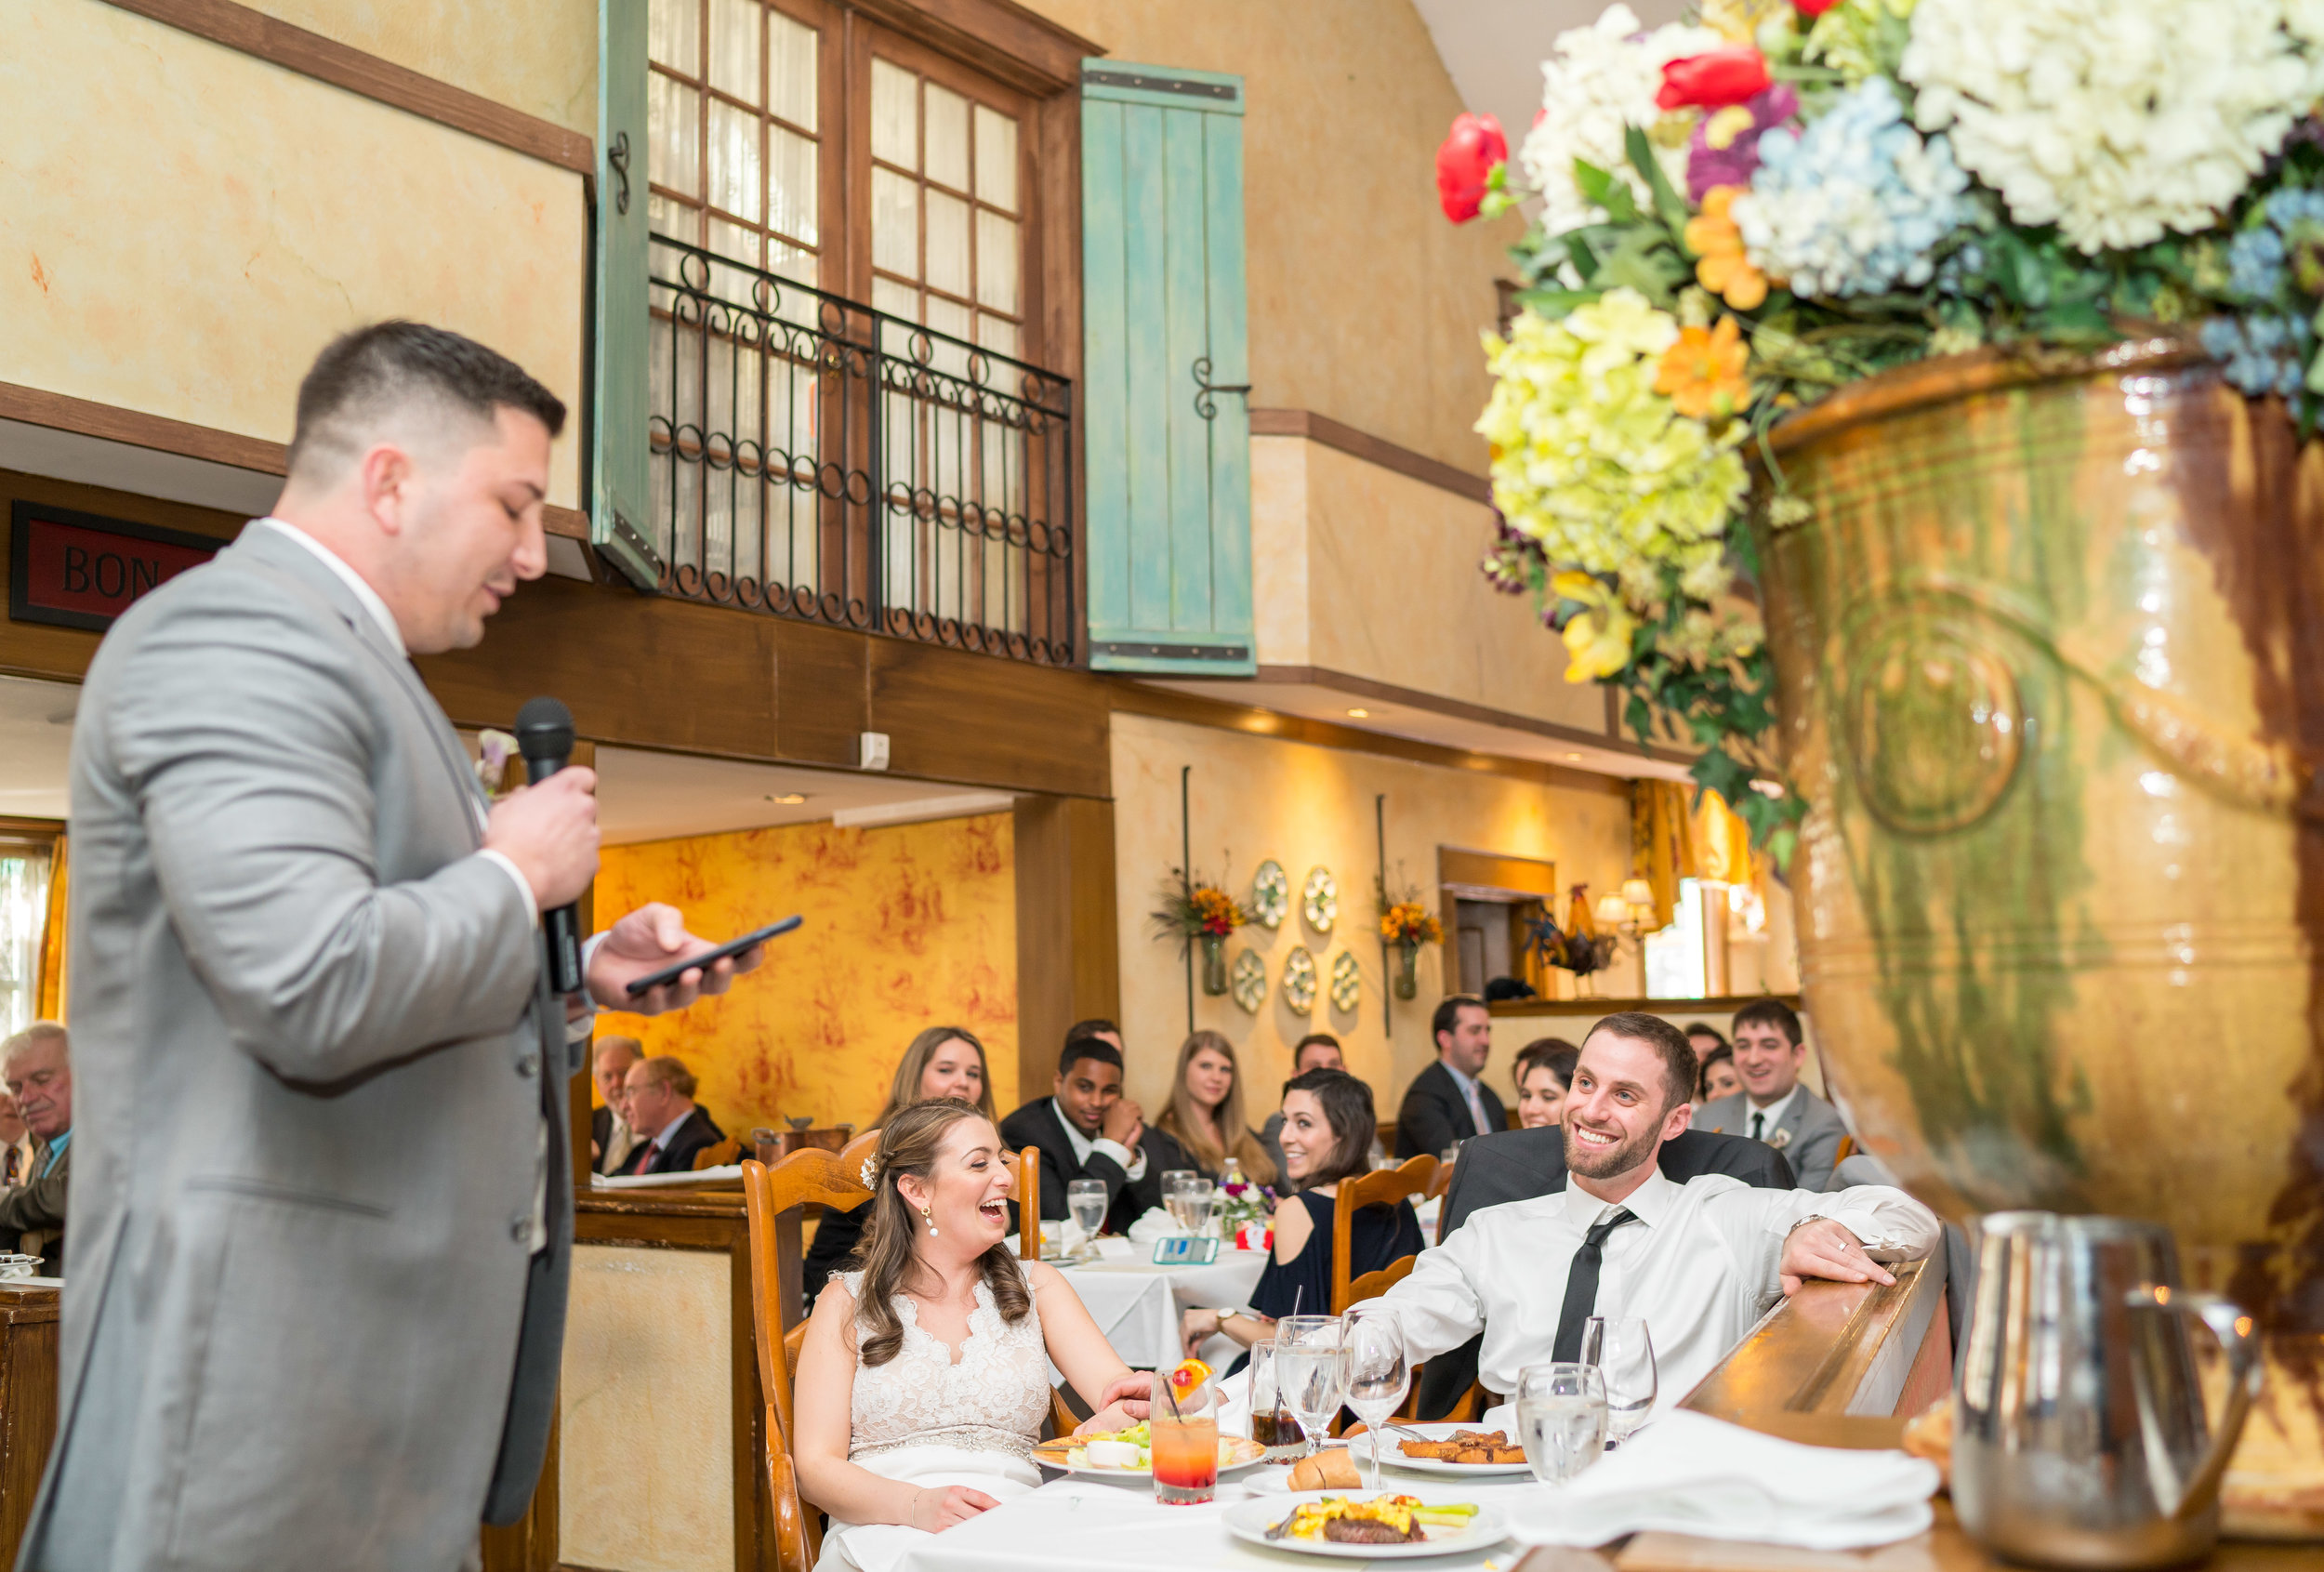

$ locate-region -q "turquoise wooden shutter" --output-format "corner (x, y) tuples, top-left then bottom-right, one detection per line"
(592, 0), (662, 588)
(1081, 62), (1254, 674)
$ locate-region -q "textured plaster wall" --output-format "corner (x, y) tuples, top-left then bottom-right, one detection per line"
(1110, 711), (1634, 1121)
(245, 0), (598, 136)
(2, 1), (586, 507)
(592, 813), (1020, 1133)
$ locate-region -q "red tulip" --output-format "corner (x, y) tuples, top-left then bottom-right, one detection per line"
(1436, 112), (1508, 223)
(1657, 47), (1774, 112)
(1795, 0), (1844, 14)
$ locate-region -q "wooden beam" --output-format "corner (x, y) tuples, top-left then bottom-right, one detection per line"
(1249, 407), (1493, 505)
(846, 0), (1102, 96)
(1012, 795), (1120, 1104)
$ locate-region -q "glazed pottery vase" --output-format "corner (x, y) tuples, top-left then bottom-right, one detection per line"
(1199, 932), (1230, 996)
(1758, 340), (2324, 1531)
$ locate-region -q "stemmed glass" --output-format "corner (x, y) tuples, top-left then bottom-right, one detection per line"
(1273, 1315), (1348, 1460)
(1516, 1362), (1607, 1483)
(1178, 1176), (1216, 1237)
(1581, 1316), (1657, 1447)
(1160, 1169), (1196, 1232)
(1065, 1179), (1107, 1262)
(1340, 1306), (1409, 1492)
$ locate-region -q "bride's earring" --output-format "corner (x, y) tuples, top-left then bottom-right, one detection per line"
(920, 1204), (938, 1236)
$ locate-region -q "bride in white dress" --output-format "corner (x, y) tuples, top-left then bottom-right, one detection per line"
(793, 1098), (1154, 1570)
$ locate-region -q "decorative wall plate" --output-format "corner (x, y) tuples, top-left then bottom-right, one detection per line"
(1328, 950), (1361, 1013)
(1301, 866), (1339, 932)
(1282, 946), (1319, 1012)
(1231, 948), (1267, 1013)
(1250, 859), (1290, 930)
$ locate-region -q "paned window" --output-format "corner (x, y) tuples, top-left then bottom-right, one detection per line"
(867, 58), (1023, 359)
(0, 829), (55, 1039)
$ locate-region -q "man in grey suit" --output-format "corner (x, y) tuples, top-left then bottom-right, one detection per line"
(23, 324), (761, 1571)
(1689, 997), (1851, 1192)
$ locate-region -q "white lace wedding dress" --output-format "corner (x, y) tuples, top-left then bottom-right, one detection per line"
(814, 1262), (1053, 1572)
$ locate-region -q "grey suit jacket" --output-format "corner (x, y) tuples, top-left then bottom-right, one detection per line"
(1691, 1087), (1851, 1193)
(24, 523), (570, 1570)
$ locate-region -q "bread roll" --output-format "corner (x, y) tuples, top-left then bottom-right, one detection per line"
(1287, 1448), (1360, 1490)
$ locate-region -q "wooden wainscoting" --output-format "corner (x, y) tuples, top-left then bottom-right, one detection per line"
(0, 1285), (60, 1567)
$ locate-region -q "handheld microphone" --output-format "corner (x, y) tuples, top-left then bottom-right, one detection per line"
(513, 695), (585, 996)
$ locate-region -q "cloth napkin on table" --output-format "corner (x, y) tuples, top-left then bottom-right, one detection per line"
(1500, 1408), (1939, 1551)
(1124, 1207), (1179, 1248)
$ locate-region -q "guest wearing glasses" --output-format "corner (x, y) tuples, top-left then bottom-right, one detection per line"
(803, 1025), (995, 1303)
(1512, 1037), (1580, 1129)
(616, 1055), (725, 1176)
(1154, 1030), (1276, 1187)
(1179, 1069), (1421, 1368)
(588, 1035), (644, 1177)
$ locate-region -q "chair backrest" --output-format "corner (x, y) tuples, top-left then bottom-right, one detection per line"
(1330, 1154), (1436, 1314)
(1011, 1144), (1041, 1261)
(1833, 1133), (1857, 1166)
(743, 1148), (875, 1572)
(692, 1134), (745, 1170)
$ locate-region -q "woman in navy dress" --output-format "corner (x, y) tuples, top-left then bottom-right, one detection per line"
(1180, 1068), (1422, 1367)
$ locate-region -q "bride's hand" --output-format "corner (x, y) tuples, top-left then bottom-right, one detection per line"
(1090, 1370), (1154, 1423)
(909, 1485), (999, 1532)
(1078, 1400), (1146, 1436)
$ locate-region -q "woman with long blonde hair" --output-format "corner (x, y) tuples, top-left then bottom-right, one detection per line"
(803, 1026), (994, 1304)
(794, 1100), (1151, 1566)
(1154, 1030), (1276, 1186)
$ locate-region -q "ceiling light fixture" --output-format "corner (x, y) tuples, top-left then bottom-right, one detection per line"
(1346, 707), (1370, 719)
(1565, 752), (1583, 761)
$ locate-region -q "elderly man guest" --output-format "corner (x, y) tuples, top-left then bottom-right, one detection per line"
(1691, 997), (1851, 1192)
(1394, 996), (1506, 1158)
(21, 324), (764, 1571)
(590, 1035), (644, 1176)
(618, 1055), (726, 1175)
(0, 1023), (73, 1275)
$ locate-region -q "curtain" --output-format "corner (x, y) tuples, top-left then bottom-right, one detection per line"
(35, 832), (66, 1023)
(1630, 781), (1700, 931)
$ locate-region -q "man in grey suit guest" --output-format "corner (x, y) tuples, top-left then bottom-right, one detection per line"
(22, 324), (762, 1571)
(1689, 997), (1851, 1192)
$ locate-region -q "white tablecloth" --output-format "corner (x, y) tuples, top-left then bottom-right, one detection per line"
(1051, 1237), (1270, 1373)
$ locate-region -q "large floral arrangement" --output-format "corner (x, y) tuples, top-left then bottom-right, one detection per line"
(1441, 0), (2324, 858)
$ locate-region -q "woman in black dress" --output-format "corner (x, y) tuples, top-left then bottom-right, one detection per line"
(1178, 1067), (1421, 1368)
(799, 1025), (994, 1305)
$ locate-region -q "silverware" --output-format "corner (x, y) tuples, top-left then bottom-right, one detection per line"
(1264, 1510), (1298, 1541)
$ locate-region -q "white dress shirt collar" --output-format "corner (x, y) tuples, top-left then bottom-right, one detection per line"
(251, 518), (405, 654)
(1563, 1164), (1678, 1228)
(1049, 1097), (1145, 1181)
(1745, 1084), (1803, 1131)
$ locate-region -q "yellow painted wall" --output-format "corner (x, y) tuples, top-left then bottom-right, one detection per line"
(591, 813), (1020, 1134)
(246, 0), (598, 137)
(2, 1), (586, 507)
(1110, 711), (1639, 1122)
(1023, 0), (1519, 473)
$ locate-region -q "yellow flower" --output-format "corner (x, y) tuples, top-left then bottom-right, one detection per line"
(1655, 315), (1751, 421)
(1552, 571), (1639, 684)
(1701, 0), (1790, 45)
(1683, 186), (1769, 310)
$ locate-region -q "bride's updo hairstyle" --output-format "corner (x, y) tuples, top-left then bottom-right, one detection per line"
(851, 1097), (1034, 1367)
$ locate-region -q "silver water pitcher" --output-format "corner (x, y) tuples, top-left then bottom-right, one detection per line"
(1953, 1212), (2263, 1568)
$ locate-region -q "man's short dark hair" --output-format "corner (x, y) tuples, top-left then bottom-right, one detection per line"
(1292, 1032), (1341, 1071)
(1058, 1037), (1124, 1077)
(288, 321), (567, 482)
(1584, 1011), (1697, 1112)
(1281, 1067), (1376, 1188)
(1065, 1017), (1119, 1043)
(1731, 997), (1802, 1048)
(1431, 995), (1487, 1046)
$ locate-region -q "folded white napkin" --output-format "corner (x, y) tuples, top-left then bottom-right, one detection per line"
(1502, 1409), (1938, 1551)
(1124, 1207), (1180, 1248)
(825, 1473), (1039, 1572)
(591, 1164), (742, 1188)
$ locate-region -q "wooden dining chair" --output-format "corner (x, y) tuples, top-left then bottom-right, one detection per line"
(1011, 1144), (1041, 1262)
(1833, 1134), (1857, 1166)
(1329, 1154), (1437, 1314)
(691, 1134), (746, 1170)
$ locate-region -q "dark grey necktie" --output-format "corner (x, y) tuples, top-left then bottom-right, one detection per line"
(1552, 1208), (1641, 1363)
(1751, 1111), (1766, 1142)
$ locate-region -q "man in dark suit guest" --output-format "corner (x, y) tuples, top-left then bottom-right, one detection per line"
(589, 1035), (643, 1176)
(1395, 996), (1507, 1158)
(616, 1055), (725, 1176)
(999, 1035), (1183, 1234)
(0, 1023), (73, 1275)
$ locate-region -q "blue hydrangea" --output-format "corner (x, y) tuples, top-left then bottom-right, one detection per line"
(2200, 313), (2311, 398)
(1731, 77), (1974, 299)
(2264, 188), (2324, 231)
(2226, 227), (2287, 300)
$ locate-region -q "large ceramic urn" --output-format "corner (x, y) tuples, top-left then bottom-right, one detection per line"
(1757, 339), (2324, 1526)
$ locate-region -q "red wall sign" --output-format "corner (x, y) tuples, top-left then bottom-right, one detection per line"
(9, 503), (222, 632)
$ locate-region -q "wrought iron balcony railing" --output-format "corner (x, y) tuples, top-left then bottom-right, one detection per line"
(647, 234), (1077, 665)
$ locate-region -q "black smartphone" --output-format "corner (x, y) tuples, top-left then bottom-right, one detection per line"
(622, 914), (800, 997)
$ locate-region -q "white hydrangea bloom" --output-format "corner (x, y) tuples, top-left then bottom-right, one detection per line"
(1903, 0), (2324, 253)
(1518, 4), (1727, 238)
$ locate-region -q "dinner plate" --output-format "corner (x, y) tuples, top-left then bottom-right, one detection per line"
(1366, 1422), (1535, 1477)
(1029, 1433), (1268, 1477)
(1221, 1492), (1511, 1560)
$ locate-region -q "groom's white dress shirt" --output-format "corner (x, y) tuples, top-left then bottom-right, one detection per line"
(1376, 1165), (1940, 1410)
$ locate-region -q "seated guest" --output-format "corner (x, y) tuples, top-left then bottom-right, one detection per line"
(999, 1035), (1184, 1235)
(1380, 1013), (1934, 1417)
(1691, 997), (1851, 1192)
(1513, 1037), (1580, 1129)
(804, 1025), (995, 1303)
(0, 1086), (32, 1188)
(1698, 1042), (1741, 1103)
(1686, 1022), (1730, 1065)
(589, 1035), (644, 1177)
(1261, 1034), (1386, 1179)
(1154, 1030), (1277, 1186)
(1394, 996), (1506, 1157)
(617, 1055), (726, 1175)
(793, 1101), (1152, 1566)
(0, 1023), (73, 1275)
(1180, 1069), (1421, 1367)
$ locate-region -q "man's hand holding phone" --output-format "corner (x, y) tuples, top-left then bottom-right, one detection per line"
(585, 903), (774, 1015)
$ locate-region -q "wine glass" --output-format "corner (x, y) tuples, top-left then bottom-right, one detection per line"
(1273, 1315), (1347, 1460)
(1065, 1179), (1107, 1262)
(1179, 1176), (1216, 1237)
(1160, 1169), (1196, 1232)
(1340, 1306), (1410, 1492)
(1515, 1362), (1607, 1484)
(1580, 1316), (1657, 1446)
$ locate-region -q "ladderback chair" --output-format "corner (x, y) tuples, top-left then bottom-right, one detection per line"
(1330, 1155), (1436, 1314)
(692, 1134), (746, 1170)
(1012, 1144), (1041, 1262)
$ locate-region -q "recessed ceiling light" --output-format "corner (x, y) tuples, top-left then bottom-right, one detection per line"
(1346, 707), (1370, 719)
(765, 792), (810, 805)
(1565, 752), (1583, 761)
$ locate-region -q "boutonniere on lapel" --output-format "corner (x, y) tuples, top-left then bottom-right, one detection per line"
(474, 729), (518, 796)
(1766, 1128), (1792, 1151)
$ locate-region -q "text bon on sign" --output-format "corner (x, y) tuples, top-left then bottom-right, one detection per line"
(8, 503), (221, 632)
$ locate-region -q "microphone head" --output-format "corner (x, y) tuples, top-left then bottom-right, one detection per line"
(513, 695), (574, 764)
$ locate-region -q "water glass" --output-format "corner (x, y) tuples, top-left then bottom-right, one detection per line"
(1340, 1306), (1410, 1493)
(1274, 1315), (1348, 1460)
(1580, 1315), (1657, 1445)
(1516, 1362), (1607, 1484)
(1246, 1341), (1301, 1458)
(1065, 1179), (1107, 1261)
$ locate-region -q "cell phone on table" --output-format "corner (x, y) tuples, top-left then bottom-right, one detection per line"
(622, 914), (800, 997)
